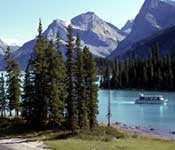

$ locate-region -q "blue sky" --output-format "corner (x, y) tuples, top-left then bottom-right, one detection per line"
(0, 0), (144, 42)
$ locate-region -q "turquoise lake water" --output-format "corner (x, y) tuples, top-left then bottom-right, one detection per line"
(97, 90), (175, 130)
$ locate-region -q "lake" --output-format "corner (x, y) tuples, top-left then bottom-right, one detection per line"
(97, 90), (175, 130)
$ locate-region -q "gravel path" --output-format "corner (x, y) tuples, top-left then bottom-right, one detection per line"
(0, 138), (49, 150)
(0, 145), (12, 150)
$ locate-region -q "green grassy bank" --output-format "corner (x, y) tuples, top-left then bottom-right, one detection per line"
(0, 117), (175, 150)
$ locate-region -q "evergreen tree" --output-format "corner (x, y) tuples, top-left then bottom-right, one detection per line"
(23, 24), (66, 127)
(83, 46), (98, 129)
(5, 46), (12, 115)
(148, 53), (154, 89)
(123, 58), (129, 87)
(49, 78), (62, 127)
(13, 61), (21, 116)
(5, 47), (21, 116)
(143, 63), (148, 88)
(9, 60), (21, 116)
(22, 63), (35, 122)
(167, 55), (173, 89)
(75, 34), (88, 128)
(111, 59), (119, 88)
(46, 41), (64, 127)
(5, 47), (11, 72)
(103, 64), (110, 89)
(65, 25), (77, 131)
(56, 32), (66, 117)
(0, 73), (6, 117)
(31, 19), (48, 124)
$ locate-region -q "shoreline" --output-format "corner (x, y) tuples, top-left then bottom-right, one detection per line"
(110, 122), (175, 140)
(99, 88), (175, 93)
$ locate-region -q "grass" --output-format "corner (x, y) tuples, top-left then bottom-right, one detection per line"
(47, 138), (175, 150)
(45, 127), (175, 150)
(0, 117), (175, 150)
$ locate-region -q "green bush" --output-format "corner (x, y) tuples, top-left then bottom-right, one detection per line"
(74, 126), (126, 141)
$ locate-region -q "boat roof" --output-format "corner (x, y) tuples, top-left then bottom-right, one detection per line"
(139, 93), (163, 97)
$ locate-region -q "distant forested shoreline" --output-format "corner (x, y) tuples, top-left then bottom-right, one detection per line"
(100, 43), (175, 91)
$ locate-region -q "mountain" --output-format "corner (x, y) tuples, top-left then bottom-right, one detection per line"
(12, 12), (126, 70)
(117, 26), (175, 59)
(0, 39), (8, 55)
(0, 38), (21, 55)
(0, 38), (22, 70)
(161, 0), (175, 5)
(71, 12), (126, 56)
(121, 20), (134, 34)
(0, 37), (25, 47)
(109, 0), (175, 59)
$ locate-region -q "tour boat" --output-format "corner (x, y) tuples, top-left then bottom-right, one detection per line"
(135, 93), (168, 104)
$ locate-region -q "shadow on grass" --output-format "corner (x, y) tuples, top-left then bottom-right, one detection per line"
(46, 126), (126, 142)
(0, 117), (126, 142)
(0, 117), (50, 138)
(49, 132), (76, 140)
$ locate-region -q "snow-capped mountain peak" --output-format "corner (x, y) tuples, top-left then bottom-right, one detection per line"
(0, 37), (26, 46)
(12, 11), (126, 70)
(51, 19), (71, 27)
(71, 11), (101, 31)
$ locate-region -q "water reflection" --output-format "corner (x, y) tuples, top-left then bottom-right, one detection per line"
(159, 105), (164, 117)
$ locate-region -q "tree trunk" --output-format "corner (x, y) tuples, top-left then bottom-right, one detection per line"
(10, 110), (12, 116)
(4, 110), (6, 117)
(16, 109), (19, 117)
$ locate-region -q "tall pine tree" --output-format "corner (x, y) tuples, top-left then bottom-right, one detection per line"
(65, 25), (77, 132)
(46, 41), (64, 127)
(83, 46), (98, 129)
(9, 60), (21, 116)
(5, 47), (21, 116)
(0, 73), (6, 117)
(55, 33), (66, 123)
(30, 19), (48, 124)
(22, 62), (35, 122)
(75, 34), (88, 129)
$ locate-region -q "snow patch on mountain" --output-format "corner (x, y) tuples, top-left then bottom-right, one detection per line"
(160, 0), (175, 5)
(65, 20), (71, 27)
(0, 37), (26, 46)
(121, 20), (134, 34)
